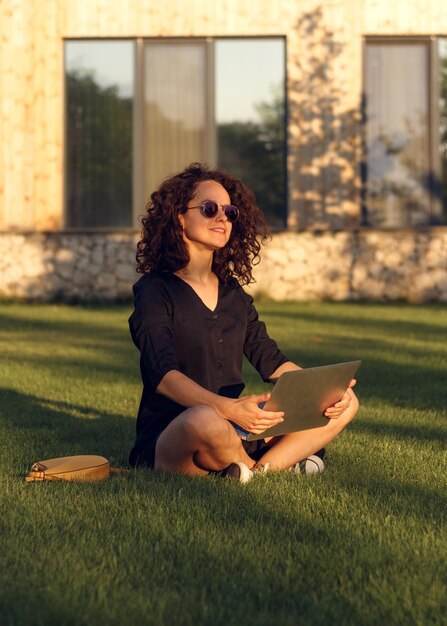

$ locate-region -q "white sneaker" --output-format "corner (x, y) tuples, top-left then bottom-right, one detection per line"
(216, 462), (254, 483)
(290, 455), (325, 475)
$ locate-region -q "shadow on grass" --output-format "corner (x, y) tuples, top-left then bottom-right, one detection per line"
(0, 307), (139, 385)
(276, 344), (446, 412)
(2, 382), (444, 530)
(2, 302), (446, 412)
(1, 395), (443, 624)
(2, 477), (441, 626)
(256, 305), (447, 415)
(331, 469), (446, 526)
(4, 378), (444, 557)
(0, 387), (134, 471)
(3, 350), (139, 385)
(1, 304), (445, 624)
(259, 302), (447, 339)
(349, 418), (446, 446)
(0, 306), (131, 334)
(0, 309), (132, 347)
(1, 469), (407, 626)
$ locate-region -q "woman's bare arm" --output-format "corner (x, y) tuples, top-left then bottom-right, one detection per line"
(157, 370), (284, 434)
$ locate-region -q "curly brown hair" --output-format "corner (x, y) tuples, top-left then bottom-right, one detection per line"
(136, 163), (270, 285)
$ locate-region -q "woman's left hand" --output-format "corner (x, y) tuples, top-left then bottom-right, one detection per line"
(324, 379), (357, 419)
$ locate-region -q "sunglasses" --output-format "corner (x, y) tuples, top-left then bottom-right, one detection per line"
(186, 200), (239, 223)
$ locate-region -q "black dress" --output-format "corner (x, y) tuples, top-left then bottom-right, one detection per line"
(128, 272), (288, 466)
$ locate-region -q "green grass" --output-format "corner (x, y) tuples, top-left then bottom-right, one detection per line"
(0, 301), (446, 626)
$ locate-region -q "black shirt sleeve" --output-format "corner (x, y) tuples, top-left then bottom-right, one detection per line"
(129, 275), (180, 390)
(242, 291), (289, 381)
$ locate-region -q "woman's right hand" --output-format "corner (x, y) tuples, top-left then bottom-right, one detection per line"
(217, 393), (284, 435)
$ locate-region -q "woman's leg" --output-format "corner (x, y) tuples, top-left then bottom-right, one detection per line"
(154, 405), (255, 476)
(258, 395), (359, 470)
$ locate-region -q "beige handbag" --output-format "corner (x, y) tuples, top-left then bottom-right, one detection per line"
(25, 455), (124, 482)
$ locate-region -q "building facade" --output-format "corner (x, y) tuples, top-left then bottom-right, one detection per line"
(1, 0), (446, 301)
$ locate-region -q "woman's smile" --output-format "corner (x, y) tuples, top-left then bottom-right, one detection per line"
(209, 225), (227, 235)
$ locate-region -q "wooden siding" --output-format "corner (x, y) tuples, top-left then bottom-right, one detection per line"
(2, 0), (447, 230)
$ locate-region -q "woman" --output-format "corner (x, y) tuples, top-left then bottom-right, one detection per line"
(129, 163), (358, 482)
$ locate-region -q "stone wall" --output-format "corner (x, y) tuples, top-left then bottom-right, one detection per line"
(0, 232), (138, 301)
(0, 230), (446, 303)
(252, 231), (447, 303)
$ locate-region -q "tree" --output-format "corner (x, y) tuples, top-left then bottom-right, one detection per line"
(66, 70), (133, 228)
(217, 86), (286, 228)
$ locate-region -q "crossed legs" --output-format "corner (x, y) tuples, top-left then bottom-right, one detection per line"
(154, 406), (253, 476)
(259, 393), (359, 469)
(154, 395), (359, 476)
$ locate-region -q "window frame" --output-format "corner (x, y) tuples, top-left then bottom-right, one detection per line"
(362, 35), (444, 228)
(63, 37), (136, 231)
(63, 35), (288, 231)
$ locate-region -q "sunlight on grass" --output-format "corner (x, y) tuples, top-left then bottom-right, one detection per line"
(0, 301), (446, 626)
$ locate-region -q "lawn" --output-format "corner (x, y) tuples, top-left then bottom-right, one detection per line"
(0, 301), (446, 626)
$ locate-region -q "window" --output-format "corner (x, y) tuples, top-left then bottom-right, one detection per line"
(65, 41), (134, 228)
(143, 43), (209, 197)
(215, 39), (286, 228)
(364, 38), (447, 227)
(440, 39), (447, 218)
(64, 38), (286, 229)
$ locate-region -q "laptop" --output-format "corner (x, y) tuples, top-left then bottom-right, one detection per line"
(232, 360), (361, 441)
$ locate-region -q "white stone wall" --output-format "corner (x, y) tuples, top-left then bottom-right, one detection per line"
(0, 231), (446, 302)
(0, 232), (138, 301)
(252, 231), (447, 303)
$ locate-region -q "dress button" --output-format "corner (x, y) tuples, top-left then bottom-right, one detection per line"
(217, 338), (223, 343)
(212, 314), (218, 319)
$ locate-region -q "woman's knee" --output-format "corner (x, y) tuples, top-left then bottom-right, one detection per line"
(174, 405), (232, 444)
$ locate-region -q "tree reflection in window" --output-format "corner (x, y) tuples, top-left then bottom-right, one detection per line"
(65, 41), (133, 228)
(216, 39), (286, 229)
(218, 86), (286, 229)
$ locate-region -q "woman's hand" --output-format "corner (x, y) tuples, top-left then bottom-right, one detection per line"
(217, 393), (284, 435)
(324, 379), (357, 419)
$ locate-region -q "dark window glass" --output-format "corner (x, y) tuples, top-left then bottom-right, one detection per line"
(216, 39), (287, 228)
(65, 41), (133, 228)
(64, 38), (286, 229)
